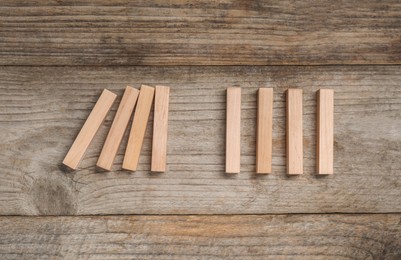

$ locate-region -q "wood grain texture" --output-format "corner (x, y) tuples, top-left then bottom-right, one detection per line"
(287, 89), (303, 175)
(226, 87), (241, 174)
(123, 85), (155, 171)
(317, 89), (334, 175)
(62, 89), (117, 170)
(151, 86), (170, 172)
(97, 86), (139, 171)
(1, 66), (401, 215)
(256, 88), (273, 174)
(1, 0), (401, 66)
(0, 214), (401, 259)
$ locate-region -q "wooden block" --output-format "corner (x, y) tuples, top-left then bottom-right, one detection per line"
(151, 86), (170, 172)
(286, 89), (303, 175)
(122, 85), (155, 171)
(317, 89), (334, 175)
(96, 86), (139, 171)
(256, 88), (273, 174)
(226, 87), (241, 173)
(62, 89), (117, 170)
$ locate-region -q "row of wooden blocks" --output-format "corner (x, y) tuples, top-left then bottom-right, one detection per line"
(63, 85), (170, 172)
(226, 88), (334, 175)
(63, 86), (333, 175)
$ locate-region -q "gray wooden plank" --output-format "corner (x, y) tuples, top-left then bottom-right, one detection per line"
(1, 0), (401, 65)
(0, 66), (401, 215)
(0, 214), (400, 259)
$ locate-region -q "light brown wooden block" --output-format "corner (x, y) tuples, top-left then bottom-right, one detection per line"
(123, 85), (155, 171)
(286, 89), (303, 175)
(151, 86), (170, 172)
(226, 87), (241, 173)
(256, 88), (273, 174)
(317, 89), (334, 175)
(96, 86), (139, 171)
(62, 89), (117, 170)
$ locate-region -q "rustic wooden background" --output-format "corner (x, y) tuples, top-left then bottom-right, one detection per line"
(1, 1), (401, 259)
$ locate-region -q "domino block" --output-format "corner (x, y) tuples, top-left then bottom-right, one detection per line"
(63, 89), (117, 170)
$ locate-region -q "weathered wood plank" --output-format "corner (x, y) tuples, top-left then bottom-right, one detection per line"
(0, 214), (400, 259)
(1, 0), (401, 65)
(0, 66), (401, 215)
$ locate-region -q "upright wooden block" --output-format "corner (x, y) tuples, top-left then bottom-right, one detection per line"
(123, 85), (155, 171)
(63, 89), (117, 170)
(286, 89), (303, 175)
(317, 89), (334, 175)
(151, 86), (170, 172)
(226, 87), (241, 173)
(256, 88), (273, 174)
(96, 86), (139, 171)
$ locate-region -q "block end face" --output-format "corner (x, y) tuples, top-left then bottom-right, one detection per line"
(102, 88), (118, 99)
(122, 162), (137, 172)
(96, 162), (112, 171)
(256, 167), (271, 174)
(62, 160), (78, 171)
(151, 167), (165, 173)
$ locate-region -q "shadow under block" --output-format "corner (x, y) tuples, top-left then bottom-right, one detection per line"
(96, 86), (139, 171)
(62, 89), (117, 170)
(123, 85), (155, 171)
(286, 89), (303, 175)
(256, 88), (273, 174)
(226, 87), (241, 173)
(151, 86), (170, 172)
(317, 89), (334, 175)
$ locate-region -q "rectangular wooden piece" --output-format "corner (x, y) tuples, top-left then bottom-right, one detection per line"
(256, 88), (273, 174)
(286, 89), (303, 175)
(151, 86), (170, 172)
(317, 89), (334, 175)
(226, 87), (241, 173)
(123, 85), (155, 171)
(63, 89), (117, 170)
(97, 86), (139, 170)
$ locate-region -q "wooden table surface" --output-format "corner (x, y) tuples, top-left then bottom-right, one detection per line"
(1, 1), (401, 259)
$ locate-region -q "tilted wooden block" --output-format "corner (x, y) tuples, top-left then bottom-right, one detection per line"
(97, 86), (139, 171)
(63, 89), (117, 170)
(151, 86), (170, 172)
(226, 87), (241, 173)
(286, 89), (303, 175)
(256, 88), (273, 174)
(123, 85), (155, 171)
(317, 89), (334, 175)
